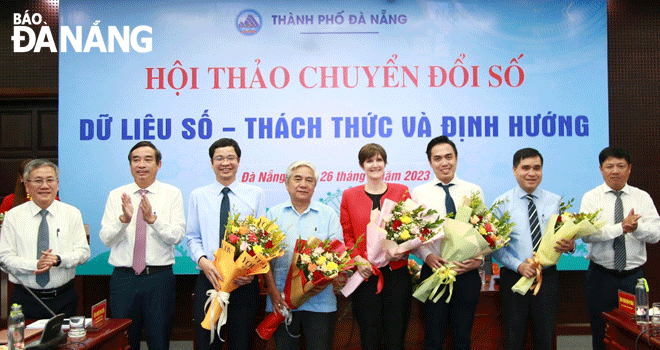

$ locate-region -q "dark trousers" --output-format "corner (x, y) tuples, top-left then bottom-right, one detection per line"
(11, 283), (77, 320)
(585, 261), (642, 350)
(109, 267), (176, 350)
(193, 272), (259, 350)
(273, 310), (336, 350)
(352, 265), (412, 350)
(420, 264), (481, 350)
(499, 266), (558, 350)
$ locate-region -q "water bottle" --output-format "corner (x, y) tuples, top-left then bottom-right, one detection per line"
(635, 278), (650, 324)
(7, 303), (25, 350)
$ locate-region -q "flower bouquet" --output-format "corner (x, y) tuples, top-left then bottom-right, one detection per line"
(201, 214), (285, 342)
(413, 192), (513, 303)
(340, 198), (444, 297)
(512, 199), (605, 295)
(256, 236), (354, 340)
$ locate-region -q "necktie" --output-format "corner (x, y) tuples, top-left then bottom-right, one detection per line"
(220, 187), (231, 242)
(526, 194), (542, 252)
(613, 191), (626, 271)
(36, 209), (50, 287)
(438, 183), (456, 217)
(133, 189), (148, 274)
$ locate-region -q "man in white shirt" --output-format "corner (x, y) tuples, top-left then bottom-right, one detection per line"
(581, 146), (660, 350)
(412, 136), (483, 350)
(0, 159), (90, 319)
(100, 141), (186, 350)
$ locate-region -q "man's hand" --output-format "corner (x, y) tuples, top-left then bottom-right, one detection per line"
(139, 193), (157, 224)
(119, 193), (133, 223)
(386, 250), (406, 261)
(233, 275), (254, 287)
(425, 254), (449, 270)
(269, 288), (285, 315)
(198, 256), (223, 290)
(622, 208), (641, 233)
(354, 255), (373, 279)
(36, 249), (57, 274)
(452, 258), (482, 275)
(554, 237), (576, 253)
(517, 262), (538, 279)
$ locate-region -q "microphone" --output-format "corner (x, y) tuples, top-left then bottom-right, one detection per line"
(0, 262), (68, 350)
(0, 261), (56, 317)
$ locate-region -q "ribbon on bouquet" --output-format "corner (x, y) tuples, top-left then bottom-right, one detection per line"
(527, 253), (543, 295)
(412, 265), (458, 303)
(204, 289), (230, 343)
(371, 264), (384, 294)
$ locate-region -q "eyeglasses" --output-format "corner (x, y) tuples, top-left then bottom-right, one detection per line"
(26, 178), (58, 186)
(213, 156), (237, 163)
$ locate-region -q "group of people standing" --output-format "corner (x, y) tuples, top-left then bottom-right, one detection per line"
(0, 136), (658, 350)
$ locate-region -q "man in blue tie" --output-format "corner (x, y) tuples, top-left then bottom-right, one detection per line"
(580, 146), (660, 350)
(185, 138), (266, 350)
(0, 159), (90, 319)
(412, 136), (484, 350)
(492, 148), (574, 350)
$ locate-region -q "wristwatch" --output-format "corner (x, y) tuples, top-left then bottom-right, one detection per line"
(54, 255), (62, 267)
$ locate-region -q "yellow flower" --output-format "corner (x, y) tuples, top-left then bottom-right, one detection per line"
(326, 261), (338, 271)
(316, 255), (327, 264)
(400, 216), (412, 224)
(231, 226), (239, 234)
(479, 226), (487, 235)
(253, 245), (264, 254)
(257, 216), (270, 229)
(400, 229), (411, 240)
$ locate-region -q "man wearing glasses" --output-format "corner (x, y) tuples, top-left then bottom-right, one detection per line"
(186, 138), (266, 350)
(0, 159), (90, 319)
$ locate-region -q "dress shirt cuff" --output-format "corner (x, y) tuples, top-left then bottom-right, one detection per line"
(413, 246), (431, 264)
(631, 222), (660, 243)
(191, 249), (205, 268)
(149, 219), (177, 244)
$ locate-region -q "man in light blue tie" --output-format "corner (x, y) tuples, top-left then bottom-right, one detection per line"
(491, 148), (575, 350)
(580, 146), (660, 350)
(0, 159), (90, 319)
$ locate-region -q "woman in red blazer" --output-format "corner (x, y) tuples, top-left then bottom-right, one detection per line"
(340, 143), (411, 350)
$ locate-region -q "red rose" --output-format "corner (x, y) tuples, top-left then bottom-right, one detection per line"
(392, 220), (403, 230)
(484, 222), (493, 232)
(248, 233), (258, 243)
(265, 240), (273, 249)
(484, 234), (495, 246)
(229, 234), (239, 244)
(556, 215), (562, 223)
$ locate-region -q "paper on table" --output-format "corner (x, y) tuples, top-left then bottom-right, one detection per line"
(25, 318), (92, 330)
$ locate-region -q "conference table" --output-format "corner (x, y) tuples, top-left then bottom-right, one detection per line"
(603, 308), (660, 350)
(20, 318), (131, 350)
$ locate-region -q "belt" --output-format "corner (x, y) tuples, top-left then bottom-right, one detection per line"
(590, 261), (641, 278)
(27, 280), (74, 300)
(115, 265), (172, 276)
